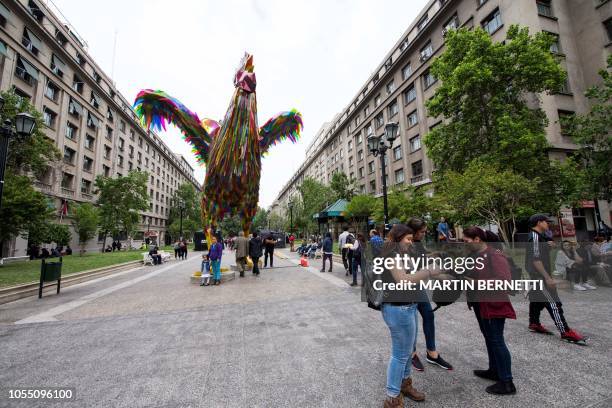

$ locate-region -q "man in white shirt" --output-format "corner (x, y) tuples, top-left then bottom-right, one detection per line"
(338, 226), (353, 276)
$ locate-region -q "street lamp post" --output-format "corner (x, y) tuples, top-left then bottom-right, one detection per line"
(367, 122), (399, 238)
(0, 96), (36, 210)
(288, 200), (294, 235)
(178, 199), (185, 239)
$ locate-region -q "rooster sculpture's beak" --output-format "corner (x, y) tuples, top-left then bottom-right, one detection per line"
(234, 53), (256, 93)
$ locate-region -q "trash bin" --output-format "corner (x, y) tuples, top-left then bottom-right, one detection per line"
(39, 257), (62, 298)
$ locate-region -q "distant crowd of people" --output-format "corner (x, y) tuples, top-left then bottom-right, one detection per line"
(27, 244), (72, 259)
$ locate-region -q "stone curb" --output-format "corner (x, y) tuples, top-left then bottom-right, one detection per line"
(0, 260), (143, 305)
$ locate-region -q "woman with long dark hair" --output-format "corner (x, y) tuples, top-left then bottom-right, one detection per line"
(463, 226), (517, 395)
(350, 233), (366, 286)
(380, 224), (444, 408)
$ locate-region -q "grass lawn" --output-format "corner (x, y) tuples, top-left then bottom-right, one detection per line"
(0, 251), (144, 288)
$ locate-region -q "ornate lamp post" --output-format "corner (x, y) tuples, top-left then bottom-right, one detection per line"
(367, 122), (399, 238)
(0, 96), (36, 210)
(288, 199), (294, 234)
(177, 198), (185, 239)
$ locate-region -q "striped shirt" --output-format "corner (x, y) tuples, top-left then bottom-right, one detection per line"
(525, 229), (551, 278)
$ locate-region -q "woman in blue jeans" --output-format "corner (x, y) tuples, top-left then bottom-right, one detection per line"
(208, 236), (223, 285)
(380, 225), (446, 408)
(463, 227), (517, 395)
(407, 217), (453, 371)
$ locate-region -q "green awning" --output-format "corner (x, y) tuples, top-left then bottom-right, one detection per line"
(17, 55), (39, 80)
(315, 199), (349, 220)
(0, 41), (7, 57)
(0, 3), (11, 20)
(24, 28), (42, 51)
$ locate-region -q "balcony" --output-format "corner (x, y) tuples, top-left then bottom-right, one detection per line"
(33, 181), (53, 193)
(61, 187), (75, 197)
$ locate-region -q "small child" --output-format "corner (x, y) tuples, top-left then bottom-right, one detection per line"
(200, 253), (211, 286)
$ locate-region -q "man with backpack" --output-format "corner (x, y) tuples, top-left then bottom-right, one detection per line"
(525, 214), (587, 344)
(338, 227), (354, 276)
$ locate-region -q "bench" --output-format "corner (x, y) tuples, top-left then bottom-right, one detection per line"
(0, 256), (29, 266)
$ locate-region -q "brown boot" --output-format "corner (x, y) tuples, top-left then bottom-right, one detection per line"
(383, 394), (403, 408)
(401, 377), (425, 401)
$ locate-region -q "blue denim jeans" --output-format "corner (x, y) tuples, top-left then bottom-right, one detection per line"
(382, 303), (418, 397)
(211, 260), (221, 281)
(414, 300), (436, 352)
(473, 304), (513, 381)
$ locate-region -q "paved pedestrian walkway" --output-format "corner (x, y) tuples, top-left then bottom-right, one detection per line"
(0, 249), (610, 407)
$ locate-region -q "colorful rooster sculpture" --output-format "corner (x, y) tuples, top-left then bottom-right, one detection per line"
(134, 53), (302, 237)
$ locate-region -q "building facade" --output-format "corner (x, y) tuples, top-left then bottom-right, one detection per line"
(271, 0), (612, 233)
(0, 0), (201, 256)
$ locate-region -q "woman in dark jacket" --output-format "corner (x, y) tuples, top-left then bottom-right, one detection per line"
(249, 232), (264, 276)
(463, 226), (516, 396)
(350, 233), (366, 286)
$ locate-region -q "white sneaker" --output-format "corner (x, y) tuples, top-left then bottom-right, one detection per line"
(583, 282), (597, 290)
(573, 283), (587, 291)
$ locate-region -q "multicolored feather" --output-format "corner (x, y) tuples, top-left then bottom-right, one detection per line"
(259, 109), (303, 155)
(133, 89), (214, 164)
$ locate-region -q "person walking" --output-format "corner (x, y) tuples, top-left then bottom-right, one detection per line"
(209, 236), (223, 285)
(289, 233), (295, 252)
(436, 217), (450, 242)
(380, 224), (443, 408)
(350, 233), (366, 286)
(320, 232), (333, 273)
(526, 214), (587, 344)
(182, 239), (188, 259)
(338, 226), (352, 275)
(173, 241), (180, 259)
(234, 231), (249, 278)
(263, 234), (276, 268)
(369, 229), (384, 257)
(463, 227), (517, 395)
(249, 231), (264, 276)
(406, 217), (453, 372)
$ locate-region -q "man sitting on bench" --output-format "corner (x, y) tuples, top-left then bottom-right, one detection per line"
(149, 246), (163, 265)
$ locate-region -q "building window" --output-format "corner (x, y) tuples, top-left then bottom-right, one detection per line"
(559, 73), (571, 94)
(93, 71), (101, 83)
(65, 122), (78, 140)
(482, 8), (503, 35)
(0, 3), (9, 27)
(375, 113), (384, 128)
(348, 140), (353, 150)
(395, 168), (405, 184)
(103, 165), (110, 177)
(15, 56), (38, 85)
(402, 63), (412, 81)
(393, 145), (402, 161)
(558, 110), (574, 135)
(355, 114), (361, 127)
(477, 0), (488, 6)
(358, 167), (364, 178)
(370, 180), (376, 193)
(358, 150), (364, 161)
(61, 172), (74, 189)
(44, 80), (59, 101)
(537, 0), (553, 18)
(118, 137), (125, 150)
(420, 41), (433, 62)
(349, 156), (354, 166)
(605, 18), (612, 42)
(388, 100), (399, 118)
(42, 107), (56, 128)
(423, 70), (437, 89)
(411, 160), (424, 179)
(63, 146), (76, 164)
(368, 161), (375, 173)
(106, 126), (114, 141)
(403, 85), (417, 105)
(366, 123), (374, 136)
(120, 120), (126, 133)
(364, 105), (370, 117)
(104, 145), (111, 159)
(374, 94), (381, 107)
(51, 54), (65, 78)
(129, 129), (135, 141)
(444, 14), (459, 34)
(547, 32), (561, 53)
(76, 53), (85, 66)
(83, 156), (93, 172)
(417, 14), (429, 31)
(81, 179), (91, 194)
(118, 155), (124, 168)
(410, 135), (421, 152)
(85, 134), (95, 150)
(73, 75), (83, 94)
(386, 80), (396, 95)
(22, 28), (41, 56)
(107, 108), (114, 123)
(407, 110), (419, 127)
(90, 92), (101, 109)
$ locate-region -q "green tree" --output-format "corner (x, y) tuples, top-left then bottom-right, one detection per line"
(330, 172), (356, 201)
(298, 177), (335, 233)
(47, 224), (72, 247)
(95, 171), (149, 249)
(564, 54), (612, 201)
(346, 194), (377, 219)
(252, 207), (269, 232)
(425, 26), (565, 177)
(268, 212), (288, 232)
(219, 214), (241, 237)
(72, 203), (99, 255)
(435, 161), (537, 243)
(0, 90), (60, 255)
(167, 183), (201, 241)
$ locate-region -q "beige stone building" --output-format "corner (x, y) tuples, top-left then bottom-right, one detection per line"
(271, 0), (612, 235)
(0, 0), (201, 256)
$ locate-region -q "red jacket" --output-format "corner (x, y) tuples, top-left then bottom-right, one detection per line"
(468, 246), (516, 320)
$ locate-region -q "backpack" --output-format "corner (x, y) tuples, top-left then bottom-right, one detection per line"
(363, 255), (384, 310)
(346, 233), (355, 245)
(431, 280), (464, 311)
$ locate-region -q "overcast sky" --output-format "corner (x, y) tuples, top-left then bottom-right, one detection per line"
(53, 0), (429, 208)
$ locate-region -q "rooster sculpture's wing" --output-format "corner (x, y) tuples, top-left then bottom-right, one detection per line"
(258, 109), (303, 155)
(134, 89), (219, 164)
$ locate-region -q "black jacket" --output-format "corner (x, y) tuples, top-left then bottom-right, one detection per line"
(249, 237), (264, 258)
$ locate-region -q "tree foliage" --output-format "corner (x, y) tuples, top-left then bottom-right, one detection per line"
(297, 177), (335, 233)
(330, 172), (356, 201)
(167, 183), (201, 240)
(95, 171), (149, 246)
(346, 194), (377, 219)
(563, 54), (612, 201)
(72, 203), (99, 255)
(252, 207), (269, 232)
(219, 214), (241, 237)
